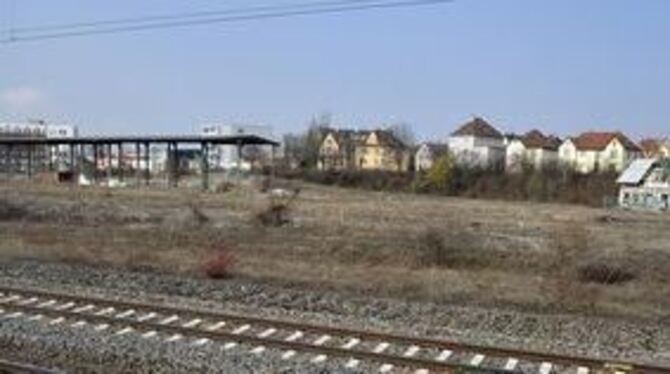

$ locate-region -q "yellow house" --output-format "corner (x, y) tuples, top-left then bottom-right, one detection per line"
(317, 130), (358, 171)
(318, 129), (410, 172)
(355, 130), (410, 172)
(558, 132), (642, 173)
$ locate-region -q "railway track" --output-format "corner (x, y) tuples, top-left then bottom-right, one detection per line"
(0, 285), (666, 374)
(0, 358), (60, 374)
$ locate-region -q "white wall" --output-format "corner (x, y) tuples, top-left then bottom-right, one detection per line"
(449, 135), (504, 168)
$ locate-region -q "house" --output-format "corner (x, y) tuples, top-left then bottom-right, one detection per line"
(317, 129), (367, 171)
(639, 138), (670, 158)
(617, 158), (670, 211)
(355, 130), (410, 172)
(505, 130), (561, 172)
(415, 143), (449, 172)
(558, 132), (642, 173)
(318, 129), (410, 172)
(448, 117), (505, 168)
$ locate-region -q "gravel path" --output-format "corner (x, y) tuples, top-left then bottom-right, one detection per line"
(0, 259), (668, 372)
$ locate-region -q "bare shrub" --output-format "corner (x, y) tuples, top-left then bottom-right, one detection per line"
(414, 227), (485, 269)
(577, 261), (635, 285)
(214, 181), (235, 194)
(256, 188), (300, 227)
(203, 245), (237, 279)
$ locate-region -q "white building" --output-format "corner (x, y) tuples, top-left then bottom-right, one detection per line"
(448, 117), (505, 169)
(617, 158), (670, 211)
(558, 132), (642, 174)
(505, 130), (561, 172)
(414, 143), (449, 172)
(201, 123), (275, 170)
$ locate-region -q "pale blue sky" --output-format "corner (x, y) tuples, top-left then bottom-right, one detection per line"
(0, 0), (668, 140)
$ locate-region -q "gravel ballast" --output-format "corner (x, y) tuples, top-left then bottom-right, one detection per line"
(0, 259), (668, 372)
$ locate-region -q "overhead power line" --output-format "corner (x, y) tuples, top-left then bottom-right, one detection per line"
(1, 0), (454, 44)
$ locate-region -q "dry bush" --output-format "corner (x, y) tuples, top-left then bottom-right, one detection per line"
(577, 260), (635, 285)
(203, 245), (237, 279)
(214, 181), (235, 194)
(255, 189), (300, 227)
(414, 227), (487, 269)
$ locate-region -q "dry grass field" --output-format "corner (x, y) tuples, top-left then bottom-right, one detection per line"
(1, 179), (669, 320)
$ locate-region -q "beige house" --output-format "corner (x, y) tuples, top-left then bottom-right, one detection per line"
(414, 143), (449, 172)
(506, 130), (561, 172)
(558, 132), (642, 173)
(317, 130), (365, 171)
(318, 129), (410, 172)
(355, 130), (410, 172)
(639, 138), (670, 159)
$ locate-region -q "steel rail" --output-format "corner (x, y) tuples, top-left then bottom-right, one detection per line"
(0, 300), (496, 373)
(0, 285), (668, 373)
(0, 359), (61, 374)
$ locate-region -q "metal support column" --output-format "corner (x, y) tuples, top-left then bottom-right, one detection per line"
(172, 142), (179, 188)
(201, 142), (209, 191)
(143, 142), (150, 186)
(117, 143), (124, 182)
(69, 144), (75, 183)
(135, 142), (141, 187)
(93, 144), (99, 184)
(48, 145), (54, 172)
(106, 143), (113, 184)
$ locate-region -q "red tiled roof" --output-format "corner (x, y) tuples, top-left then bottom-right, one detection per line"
(451, 117), (503, 139)
(571, 132), (641, 152)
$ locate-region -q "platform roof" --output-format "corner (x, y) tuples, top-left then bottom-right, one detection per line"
(0, 134), (279, 146)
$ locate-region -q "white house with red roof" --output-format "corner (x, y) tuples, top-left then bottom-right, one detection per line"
(558, 131), (642, 173)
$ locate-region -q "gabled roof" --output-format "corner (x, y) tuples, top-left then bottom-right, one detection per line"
(571, 132), (641, 152)
(327, 129), (369, 148)
(520, 130), (561, 151)
(451, 117), (503, 139)
(617, 158), (657, 185)
(369, 130), (406, 149)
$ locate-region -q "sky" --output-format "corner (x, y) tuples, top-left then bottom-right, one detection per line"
(0, 0), (669, 140)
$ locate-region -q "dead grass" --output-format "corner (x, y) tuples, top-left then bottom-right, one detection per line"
(0, 180), (669, 319)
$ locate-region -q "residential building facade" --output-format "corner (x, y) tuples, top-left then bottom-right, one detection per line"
(355, 130), (410, 172)
(617, 158), (670, 211)
(448, 117), (505, 169)
(639, 138), (670, 159)
(558, 132), (642, 173)
(415, 143), (449, 172)
(505, 130), (561, 172)
(318, 129), (410, 172)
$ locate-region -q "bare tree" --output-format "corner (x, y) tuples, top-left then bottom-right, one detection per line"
(388, 122), (416, 147)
